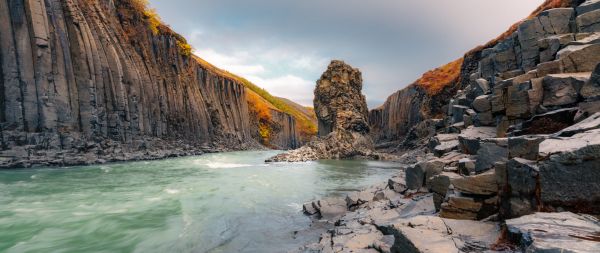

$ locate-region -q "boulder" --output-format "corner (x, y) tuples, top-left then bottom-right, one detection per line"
(517, 19), (541, 70)
(508, 135), (547, 160)
(539, 34), (575, 63)
(577, 9), (600, 32)
(458, 126), (497, 154)
(427, 134), (458, 151)
(475, 78), (490, 94)
(346, 190), (376, 207)
(439, 195), (483, 220)
(506, 82), (532, 119)
(405, 160), (444, 190)
(537, 129), (600, 213)
(429, 172), (461, 211)
(503, 158), (540, 218)
(451, 170), (498, 195)
(577, 0), (600, 15)
(433, 140), (459, 157)
(536, 60), (562, 76)
(474, 139), (508, 172)
(490, 94), (506, 114)
(388, 175), (407, 194)
(506, 212), (600, 253)
(557, 44), (600, 72)
(542, 73), (589, 107)
(581, 62), (600, 99)
(528, 77), (544, 113)
(451, 105), (470, 123)
(315, 197), (348, 220)
(474, 111), (494, 126)
(575, 100), (600, 121)
(472, 95), (491, 112)
(537, 8), (574, 35)
(435, 151), (468, 167)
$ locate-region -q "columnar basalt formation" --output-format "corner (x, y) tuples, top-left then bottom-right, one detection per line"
(299, 1), (600, 252)
(0, 0), (302, 168)
(267, 60), (380, 162)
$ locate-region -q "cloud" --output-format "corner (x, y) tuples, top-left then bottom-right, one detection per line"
(246, 75), (315, 106)
(150, 0), (546, 108)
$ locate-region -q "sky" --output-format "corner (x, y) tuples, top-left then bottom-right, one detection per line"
(149, 0), (545, 107)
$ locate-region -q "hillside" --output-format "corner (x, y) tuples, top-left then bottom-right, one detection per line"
(370, 0), (582, 143)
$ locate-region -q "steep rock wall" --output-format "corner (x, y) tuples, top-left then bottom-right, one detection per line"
(268, 109), (300, 150)
(369, 0), (587, 145)
(0, 0), (299, 167)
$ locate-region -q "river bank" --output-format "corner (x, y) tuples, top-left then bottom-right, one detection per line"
(0, 135), (266, 169)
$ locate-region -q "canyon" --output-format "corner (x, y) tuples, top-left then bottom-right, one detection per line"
(1, 0), (600, 252)
(298, 0), (600, 252)
(0, 0), (314, 168)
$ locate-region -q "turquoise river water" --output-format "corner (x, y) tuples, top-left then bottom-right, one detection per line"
(0, 151), (401, 253)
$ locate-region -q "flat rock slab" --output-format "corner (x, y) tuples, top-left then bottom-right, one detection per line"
(451, 170), (498, 195)
(475, 139), (508, 172)
(458, 126), (497, 154)
(380, 216), (501, 253)
(315, 197), (348, 221)
(506, 212), (600, 253)
(538, 129), (600, 213)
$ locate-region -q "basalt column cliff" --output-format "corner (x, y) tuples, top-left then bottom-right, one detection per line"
(0, 0), (307, 168)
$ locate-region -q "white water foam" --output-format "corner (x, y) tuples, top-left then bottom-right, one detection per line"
(205, 162), (252, 169)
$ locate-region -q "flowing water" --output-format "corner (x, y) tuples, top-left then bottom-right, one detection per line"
(0, 151), (401, 253)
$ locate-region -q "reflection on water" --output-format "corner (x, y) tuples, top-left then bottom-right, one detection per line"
(0, 151), (401, 253)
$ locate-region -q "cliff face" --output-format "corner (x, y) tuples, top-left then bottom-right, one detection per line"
(369, 0), (588, 145)
(268, 109), (300, 150)
(369, 87), (424, 142)
(0, 0), (301, 167)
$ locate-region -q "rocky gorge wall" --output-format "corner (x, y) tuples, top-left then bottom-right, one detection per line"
(296, 1), (600, 252)
(0, 0), (300, 168)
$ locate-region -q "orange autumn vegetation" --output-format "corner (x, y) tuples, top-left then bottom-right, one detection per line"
(128, 0), (316, 142)
(415, 58), (463, 96)
(246, 91), (274, 144)
(418, 0), (572, 96)
(130, 0), (193, 57)
(193, 56), (317, 141)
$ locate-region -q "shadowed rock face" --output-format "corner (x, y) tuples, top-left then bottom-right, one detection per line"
(0, 0), (299, 168)
(267, 61), (382, 162)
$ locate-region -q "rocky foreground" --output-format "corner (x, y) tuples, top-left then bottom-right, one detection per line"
(294, 1), (600, 252)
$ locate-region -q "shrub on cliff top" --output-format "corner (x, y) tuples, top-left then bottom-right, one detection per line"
(415, 58), (463, 96)
(419, 0), (572, 97)
(131, 0), (193, 57)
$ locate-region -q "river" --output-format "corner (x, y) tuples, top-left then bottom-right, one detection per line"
(0, 151), (401, 253)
